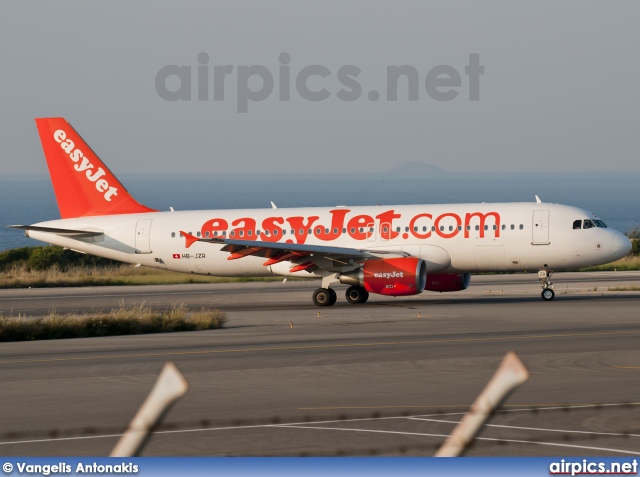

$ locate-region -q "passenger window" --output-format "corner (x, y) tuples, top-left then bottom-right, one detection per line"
(405, 227), (409, 232)
(239, 231), (244, 237)
(281, 230), (285, 235)
(583, 219), (594, 229)
(475, 225), (479, 231)
(573, 220), (582, 230)
(197, 231), (201, 237)
(171, 232), (175, 238)
(369, 227), (374, 233)
(493, 225), (497, 230)
(308, 229), (312, 234)
(248, 230), (252, 236)
(519, 224), (524, 230)
(396, 227), (401, 232)
(432, 226), (436, 232)
(274, 229), (279, 235)
(325, 228), (330, 234)
(501, 224), (506, 230)
(449, 226), (453, 232)
(466, 226), (470, 231)
(299, 229), (304, 235)
(414, 227), (418, 232)
(333, 228), (338, 234)
(230, 231), (235, 237)
(350, 228), (356, 233)
(205, 231), (210, 237)
(384, 226), (389, 233)
(359, 227), (364, 233)
(458, 226), (462, 231)
(316, 228), (321, 234)
(510, 224), (514, 230)
(440, 226), (444, 231)
(214, 231), (218, 237)
(342, 228), (347, 233)
(422, 226), (427, 232)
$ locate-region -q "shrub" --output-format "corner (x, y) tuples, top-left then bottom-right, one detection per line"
(27, 246), (70, 271)
(0, 246), (118, 272)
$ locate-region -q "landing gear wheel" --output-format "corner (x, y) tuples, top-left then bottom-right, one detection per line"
(345, 286), (369, 304)
(313, 288), (335, 307)
(541, 288), (555, 301)
(327, 288), (337, 306)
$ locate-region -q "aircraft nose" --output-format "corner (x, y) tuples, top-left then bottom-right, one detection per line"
(610, 230), (632, 259)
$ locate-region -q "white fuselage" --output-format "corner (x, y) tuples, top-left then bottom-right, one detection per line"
(25, 202), (631, 279)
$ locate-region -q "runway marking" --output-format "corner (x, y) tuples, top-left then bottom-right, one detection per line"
(2, 329), (640, 365)
(0, 291), (218, 302)
(407, 418), (640, 438)
(274, 424), (640, 455)
(300, 402), (640, 416)
(3, 412), (639, 456)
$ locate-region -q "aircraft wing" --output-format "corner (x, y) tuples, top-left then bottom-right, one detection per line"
(9, 225), (104, 238)
(180, 231), (406, 272)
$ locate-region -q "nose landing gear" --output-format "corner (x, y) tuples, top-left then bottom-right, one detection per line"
(539, 270), (555, 301)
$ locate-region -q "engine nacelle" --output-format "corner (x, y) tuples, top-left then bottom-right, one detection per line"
(424, 273), (471, 292)
(340, 257), (427, 296)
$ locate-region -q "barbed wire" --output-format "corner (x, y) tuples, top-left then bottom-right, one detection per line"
(1, 402), (639, 450)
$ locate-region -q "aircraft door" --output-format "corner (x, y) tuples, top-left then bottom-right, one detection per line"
(532, 210), (550, 244)
(135, 219), (153, 253)
(380, 223), (391, 241)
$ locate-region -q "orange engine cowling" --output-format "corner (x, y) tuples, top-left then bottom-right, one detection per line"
(424, 273), (471, 292)
(340, 257), (427, 296)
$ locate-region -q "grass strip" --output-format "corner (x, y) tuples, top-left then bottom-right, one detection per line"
(0, 304), (226, 342)
(0, 252), (639, 290)
(580, 256), (640, 272)
(0, 263), (287, 289)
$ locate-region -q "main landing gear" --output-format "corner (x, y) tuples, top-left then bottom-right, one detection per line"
(345, 285), (369, 304)
(538, 270), (555, 301)
(312, 287), (337, 307)
(312, 285), (369, 307)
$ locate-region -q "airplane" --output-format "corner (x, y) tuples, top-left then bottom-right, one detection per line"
(10, 118), (632, 306)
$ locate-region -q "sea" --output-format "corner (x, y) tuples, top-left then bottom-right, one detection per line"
(1, 172), (638, 252)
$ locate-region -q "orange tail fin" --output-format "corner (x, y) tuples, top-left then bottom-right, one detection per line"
(35, 118), (156, 218)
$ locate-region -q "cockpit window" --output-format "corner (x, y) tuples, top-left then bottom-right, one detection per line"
(593, 220), (607, 228)
(583, 219), (595, 229)
(572, 220), (582, 230)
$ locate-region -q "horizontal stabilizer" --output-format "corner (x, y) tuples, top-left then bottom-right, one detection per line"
(9, 225), (104, 238)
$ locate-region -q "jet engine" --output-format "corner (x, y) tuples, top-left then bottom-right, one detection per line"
(424, 272), (471, 292)
(340, 257), (427, 296)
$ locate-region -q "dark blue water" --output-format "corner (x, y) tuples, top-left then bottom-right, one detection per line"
(1, 172), (638, 251)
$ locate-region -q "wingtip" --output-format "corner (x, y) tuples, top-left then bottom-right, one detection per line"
(180, 230), (200, 249)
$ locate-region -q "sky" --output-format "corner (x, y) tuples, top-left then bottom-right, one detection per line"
(1, 1), (639, 175)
